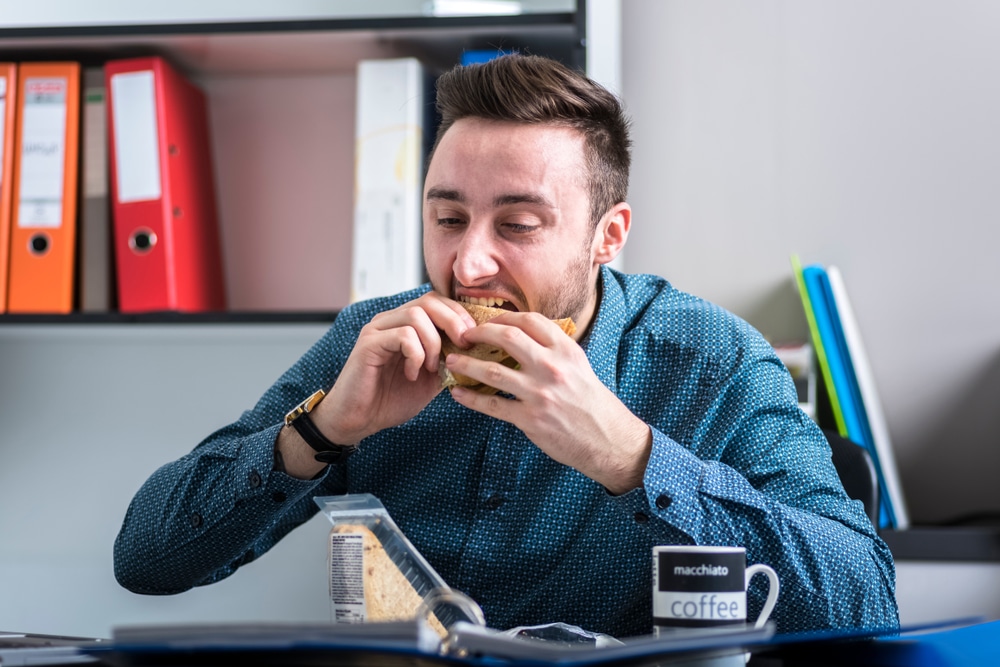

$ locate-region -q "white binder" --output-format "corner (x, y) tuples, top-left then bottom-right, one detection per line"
(350, 58), (428, 302)
(827, 266), (909, 529)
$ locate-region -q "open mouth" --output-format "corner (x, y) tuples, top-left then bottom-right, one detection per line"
(458, 296), (519, 312)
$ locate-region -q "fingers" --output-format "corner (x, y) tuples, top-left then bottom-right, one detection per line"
(392, 325), (429, 382)
(450, 384), (519, 421)
(431, 296), (479, 356)
(460, 312), (572, 369)
(444, 313), (577, 397)
(367, 292), (475, 373)
(445, 351), (528, 397)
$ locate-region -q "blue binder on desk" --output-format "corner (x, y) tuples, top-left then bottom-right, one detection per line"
(85, 620), (773, 667)
(752, 618), (998, 667)
(84, 618), (993, 667)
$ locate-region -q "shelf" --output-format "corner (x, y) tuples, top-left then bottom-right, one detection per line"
(0, 1), (577, 32)
(0, 13), (582, 75)
(0, 311), (339, 325)
(0, 4), (586, 317)
(882, 526), (1000, 562)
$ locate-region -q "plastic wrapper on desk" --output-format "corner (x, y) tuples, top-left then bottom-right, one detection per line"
(314, 493), (483, 637)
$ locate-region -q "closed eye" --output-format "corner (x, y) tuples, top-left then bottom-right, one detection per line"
(437, 217), (465, 227)
(502, 222), (537, 234)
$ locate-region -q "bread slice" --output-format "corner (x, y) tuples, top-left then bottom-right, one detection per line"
(331, 524), (448, 637)
(439, 302), (576, 395)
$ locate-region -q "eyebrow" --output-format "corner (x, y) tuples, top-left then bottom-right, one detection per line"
(493, 192), (555, 209)
(425, 187), (554, 210)
(425, 187), (464, 203)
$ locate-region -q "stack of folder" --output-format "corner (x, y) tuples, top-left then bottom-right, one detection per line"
(1, 62), (80, 314)
(792, 255), (909, 531)
(0, 63), (16, 314)
(0, 56), (225, 315)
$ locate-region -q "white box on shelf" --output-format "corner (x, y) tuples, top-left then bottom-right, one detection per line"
(350, 58), (428, 303)
(773, 341), (817, 420)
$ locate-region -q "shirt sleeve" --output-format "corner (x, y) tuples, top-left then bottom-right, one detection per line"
(111, 309), (365, 595)
(616, 355), (899, 633)
(113, 423), (342, 594)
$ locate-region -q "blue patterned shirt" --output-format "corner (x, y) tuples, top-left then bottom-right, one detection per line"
(114, 267), (898, 637)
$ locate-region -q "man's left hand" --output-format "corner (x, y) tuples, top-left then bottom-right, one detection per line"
(444, 312), (652, 495)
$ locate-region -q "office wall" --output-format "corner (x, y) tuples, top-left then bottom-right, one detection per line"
(621, 0), (1000, 525)
(0, 326), (334, 637)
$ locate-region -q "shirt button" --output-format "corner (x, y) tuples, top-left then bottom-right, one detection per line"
(248, 470), (262, 488)
(655, 494), (672, 510)
(484, 494), (505, 510)
(634, 511), (649, 523)
(272, 491), (287, 503)
(190, 512), (203, 528)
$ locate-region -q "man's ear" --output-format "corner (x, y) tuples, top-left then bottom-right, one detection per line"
(593, 202), (631, 266)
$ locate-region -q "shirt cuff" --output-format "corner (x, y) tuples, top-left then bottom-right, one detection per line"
(624, 426), (711, 539)
(234, 423), (331, 504)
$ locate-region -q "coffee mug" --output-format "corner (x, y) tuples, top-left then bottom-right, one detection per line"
(652, 545), (779, 631)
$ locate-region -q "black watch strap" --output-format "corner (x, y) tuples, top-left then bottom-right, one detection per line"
(290, 411), (357, 464)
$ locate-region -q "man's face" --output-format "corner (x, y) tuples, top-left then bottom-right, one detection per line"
(423, 118), (603, 330)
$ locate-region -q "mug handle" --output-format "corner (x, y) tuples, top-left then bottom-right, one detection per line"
(745, 563), (780, 629)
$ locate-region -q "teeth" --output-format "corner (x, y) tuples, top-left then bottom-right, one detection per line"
(460, 296), (507, 308)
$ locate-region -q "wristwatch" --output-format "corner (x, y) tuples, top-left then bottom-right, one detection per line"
(283, 389), (357, 464)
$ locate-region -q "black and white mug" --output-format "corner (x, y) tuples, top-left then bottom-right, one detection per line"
(652, 545), (779, 631)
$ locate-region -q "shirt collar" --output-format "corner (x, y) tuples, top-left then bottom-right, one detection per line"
(581, 266), (628, 394)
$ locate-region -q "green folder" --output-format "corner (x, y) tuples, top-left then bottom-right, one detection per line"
(790, 254), (847, 435)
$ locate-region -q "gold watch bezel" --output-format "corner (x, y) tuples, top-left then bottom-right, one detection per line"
(284, 388), (326, 426)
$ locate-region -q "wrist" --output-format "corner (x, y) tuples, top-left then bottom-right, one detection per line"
(284, 389), (359, 465)
(603, 422), (652, 495)
(276, 426), (329, 479)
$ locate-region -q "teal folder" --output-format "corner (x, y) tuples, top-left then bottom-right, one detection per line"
(795, 260), (897, 529)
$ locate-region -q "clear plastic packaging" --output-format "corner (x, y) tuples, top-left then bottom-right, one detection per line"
(314, 494), (484, 635)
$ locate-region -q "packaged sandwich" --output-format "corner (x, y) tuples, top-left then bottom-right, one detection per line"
(314, 494), (483, 637)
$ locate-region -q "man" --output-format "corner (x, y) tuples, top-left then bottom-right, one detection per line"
(114, 55), (898, 637)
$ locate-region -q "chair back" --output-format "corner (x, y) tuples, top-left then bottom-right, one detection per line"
(825, 429), (880, 530)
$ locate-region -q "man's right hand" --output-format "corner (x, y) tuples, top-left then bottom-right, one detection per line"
(277, 292), (475, 478)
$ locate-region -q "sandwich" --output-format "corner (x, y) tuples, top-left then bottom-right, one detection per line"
(330, 524), (448, 637)
(439, 301), (576, 395)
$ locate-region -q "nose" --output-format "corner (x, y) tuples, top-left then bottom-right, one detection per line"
(452, 222), (500, 286)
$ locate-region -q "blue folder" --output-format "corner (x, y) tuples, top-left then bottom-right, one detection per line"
(802, 264), (897, 529)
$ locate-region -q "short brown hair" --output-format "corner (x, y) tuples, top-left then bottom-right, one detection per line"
(432, 54), (631, 227)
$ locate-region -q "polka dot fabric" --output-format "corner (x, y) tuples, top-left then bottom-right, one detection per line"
(114, 267), (898, 638)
